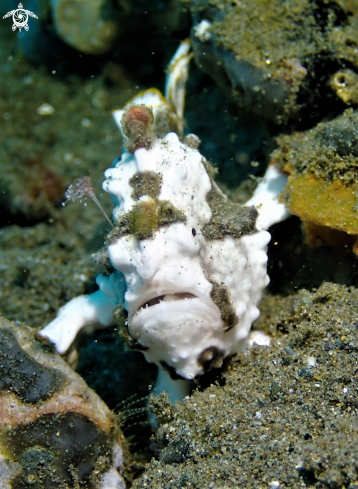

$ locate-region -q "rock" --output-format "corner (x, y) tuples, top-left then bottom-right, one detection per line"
(189, 0), (358, 125)
(0, 317), (128, 488)
(330, 69), (358, 106)
(50, 0), (118, 54)
(272, 109), (358, 253)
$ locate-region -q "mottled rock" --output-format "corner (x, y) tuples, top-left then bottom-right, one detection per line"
(273, 109), (358, 252)
(50, 0), (118, 54)
(0, 317), (128, 489)
(190, 0), (358, 125)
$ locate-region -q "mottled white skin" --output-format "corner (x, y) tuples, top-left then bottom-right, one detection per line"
(103, 132), (212, 228)
(102, 133), (272, 381)
(39, 133), (278, 402)
(105, 133), (218, 380)
(199, 231), (271, 358)
(246, 165), (290, 230)
(39, 38), (290, 398)
(100, 470), (125, 489)
(39, 272), (125, 354)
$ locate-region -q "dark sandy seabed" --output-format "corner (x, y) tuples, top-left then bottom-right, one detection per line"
(1, 1), (358, 487)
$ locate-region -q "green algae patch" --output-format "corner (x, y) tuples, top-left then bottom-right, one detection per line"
(203, 182), (258, 240)
(106, 199), (186, 243)
(203, 199), (258, 240)
(281, 173), (358, 235)
(131, 199), (159, 240)
(274, 109), (358, 185)
(129, 171), (163, 200)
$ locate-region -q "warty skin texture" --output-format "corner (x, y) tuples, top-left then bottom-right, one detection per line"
(39, 42), (289, 401)
(39, 130), (286, 401)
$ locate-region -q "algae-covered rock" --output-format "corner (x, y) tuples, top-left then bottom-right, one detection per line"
(49, 0), (186, 56)
(189, 0), (358, 124)
(50, 0), (118, 55)
(0, 317), (128, 488)
(330, 69), (358, 106)
(135, 282), (358, 488)
(272, 109), (358, 251)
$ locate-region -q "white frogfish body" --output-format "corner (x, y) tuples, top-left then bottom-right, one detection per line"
(39, 40), (289, 399)
(100, 130), (270, 379)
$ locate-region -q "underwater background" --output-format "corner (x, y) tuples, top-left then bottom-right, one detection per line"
(1, 0), (358, 487)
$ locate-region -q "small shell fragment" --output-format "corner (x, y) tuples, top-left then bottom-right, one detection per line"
(306, 355), (316, 367)
(37, 103), (55, 115)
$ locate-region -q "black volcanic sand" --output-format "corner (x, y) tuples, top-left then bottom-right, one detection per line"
(137, 282), (358, 488)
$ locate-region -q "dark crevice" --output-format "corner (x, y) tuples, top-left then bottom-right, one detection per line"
(136, 293), (197, 313)
(266, 216), (358, 296)
(290, 56), (351, 132)
(0, 207), (51, 229)
(192, 356), (229, 392)
(312, 0), (349, 29)
(296, 467), (318, 485)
